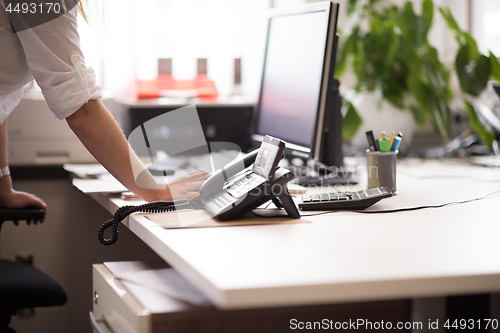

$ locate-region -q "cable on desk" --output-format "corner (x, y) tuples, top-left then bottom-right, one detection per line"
(97, 199), (202, 245)
(301, 188), (500, 217)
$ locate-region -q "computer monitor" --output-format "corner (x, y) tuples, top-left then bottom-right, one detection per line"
(251, 1), (342, 167)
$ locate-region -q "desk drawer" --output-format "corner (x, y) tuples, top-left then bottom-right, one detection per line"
(92, 262), (216, 333)
(93, 262), (412, 333)
(93, 264), (151, 333)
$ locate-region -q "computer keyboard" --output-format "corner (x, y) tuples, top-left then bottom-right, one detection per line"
(298, 186), (392, 210)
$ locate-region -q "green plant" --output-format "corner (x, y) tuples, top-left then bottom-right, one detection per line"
(337, 0), (500, 147)
(440, 7), (500, 147)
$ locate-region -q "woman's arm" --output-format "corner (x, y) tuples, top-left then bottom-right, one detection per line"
(66, 100), (208, 202)
(10, 8), (207, 202)
(0, 119), (47, 223)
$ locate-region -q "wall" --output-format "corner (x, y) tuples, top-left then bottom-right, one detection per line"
(78, 0), (272, 99)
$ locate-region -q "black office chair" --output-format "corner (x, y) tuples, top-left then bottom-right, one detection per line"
(0, 207), (67, 333)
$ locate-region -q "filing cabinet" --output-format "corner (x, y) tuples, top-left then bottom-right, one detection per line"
(8, 95), (115, 165)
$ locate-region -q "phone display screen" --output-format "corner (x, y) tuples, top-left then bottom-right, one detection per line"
(253, 141), (280, 180)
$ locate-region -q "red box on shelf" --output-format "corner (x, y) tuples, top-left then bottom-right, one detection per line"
(134, 74), (219, 99)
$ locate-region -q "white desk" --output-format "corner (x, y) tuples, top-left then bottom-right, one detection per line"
(88, 158), (500, 310)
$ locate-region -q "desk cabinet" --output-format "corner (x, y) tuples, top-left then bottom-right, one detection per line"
(92, 262), (412, 333)
(92, 264), (150, 333)
(8, 96), (115, 165)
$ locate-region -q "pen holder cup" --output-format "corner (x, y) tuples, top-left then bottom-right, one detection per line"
(367, 150), (398, 193)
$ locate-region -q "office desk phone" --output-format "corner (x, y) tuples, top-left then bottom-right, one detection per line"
(97, 135), (300, 245)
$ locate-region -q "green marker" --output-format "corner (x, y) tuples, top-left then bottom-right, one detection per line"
(379, 137), (391, 152)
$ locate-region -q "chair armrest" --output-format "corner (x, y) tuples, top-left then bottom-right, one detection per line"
(0, 206), (45, 230)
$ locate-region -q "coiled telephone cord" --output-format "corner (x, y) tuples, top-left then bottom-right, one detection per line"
(98, 199), (202, 245)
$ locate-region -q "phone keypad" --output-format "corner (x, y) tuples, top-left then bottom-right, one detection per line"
(225, 172), (266, 198)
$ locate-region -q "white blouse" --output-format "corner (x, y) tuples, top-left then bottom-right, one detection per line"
(0, 4), (102, 124)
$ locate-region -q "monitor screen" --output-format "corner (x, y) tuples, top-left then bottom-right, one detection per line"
(252, 2), (340, 162)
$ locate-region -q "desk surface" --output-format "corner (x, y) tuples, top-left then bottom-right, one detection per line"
(88, 158), (500, 309)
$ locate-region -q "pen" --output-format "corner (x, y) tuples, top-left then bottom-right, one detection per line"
(391, 136), (401, 151)
(389, 134), (394, 149)
(365, 131), (377, 151)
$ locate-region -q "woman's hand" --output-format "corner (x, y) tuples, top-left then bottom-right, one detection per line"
(1, 119), (46, 225)
(136, 171), (211, 202)
(146, 171), (210, 202)
(167, 171), (211, 200)
(0, 189), (47, 225)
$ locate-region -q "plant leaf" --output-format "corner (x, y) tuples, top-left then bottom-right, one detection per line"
(352, 39), (363, 78)
(439, 7), (461, 34)
(347, 0), (358, 14)
(406, 75), (431, 125)
(429, 95), (450, 138)
(455, 45), (491, 96)
(464, 100), (495, 148)
(383, 21), (399, 66)
(400, 2), (421, 47)
(439, 7), (479, 58)
(382, 75), (406, 109)
(421, 0), (434, 38)
(342, 102), (362, 140)
(489, 52), (500, 83)
(336, 27), (359, 77)
(408, 105), (428, 126)
(463, 32), (480, 59)
(407, 70), (450, 137)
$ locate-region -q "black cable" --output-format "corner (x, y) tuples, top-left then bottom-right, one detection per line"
(300, 188), (500, 217)
(98, 199), (202, 245)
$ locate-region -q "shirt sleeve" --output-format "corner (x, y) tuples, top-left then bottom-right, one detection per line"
(15, 7), (102, 120)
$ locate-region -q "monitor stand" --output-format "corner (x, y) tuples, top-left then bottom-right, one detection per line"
(290, 78), (358, 186)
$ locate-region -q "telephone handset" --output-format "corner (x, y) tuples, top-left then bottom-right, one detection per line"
(98, 136), (300, 245)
